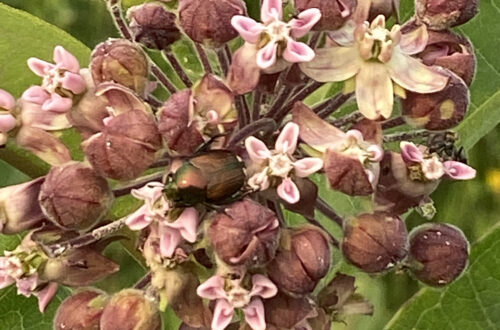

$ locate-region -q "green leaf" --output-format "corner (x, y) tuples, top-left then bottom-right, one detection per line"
(385, 224), (500, 330)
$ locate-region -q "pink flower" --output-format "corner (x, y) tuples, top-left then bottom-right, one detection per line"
(25, 46), (86, 113)
(231, 0), (321, 70)
(301, 15), (449, 120)
(197, 274), (278, 330)
(125, 182), (199, 258)
(245, 122), (323, 204)
(400, 141), (476, 181)
(0, 89), (17, 146)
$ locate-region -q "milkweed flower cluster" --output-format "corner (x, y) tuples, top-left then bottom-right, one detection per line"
(0, 0), (480, 329)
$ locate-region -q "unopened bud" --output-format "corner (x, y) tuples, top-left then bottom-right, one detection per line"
(54, 289), (108, 330)
(208, 198), (280, 268)
(407, 223), (469, 286)
(295, 0), (356, 31)
(403, 70), (469, 131)
(342, 212), (408, 273)
(100, 289), (162, 330)
(91, 39), (149, 96)
(128, 3), (181, 50)
(268, 225), (331, 295)
(178, 0), (247, 47)
(264, 292), (315, 329)
(415, 0), (479, 30)
(368, 0), (400, 21)
(39, 162), (114, 231)
(83, 110), (162, 180)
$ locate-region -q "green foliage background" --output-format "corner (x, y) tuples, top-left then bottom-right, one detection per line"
(0, 0), (499, 329)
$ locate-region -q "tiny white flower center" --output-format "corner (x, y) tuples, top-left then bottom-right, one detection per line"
(268, 152), (294, 178)
(264, 20), (291, 43)
(421, 156), (445, 180)
(42, 67), (66, 94)
(226, 285), (251, 309)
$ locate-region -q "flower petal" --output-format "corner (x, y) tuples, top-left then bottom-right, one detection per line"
(290, 8), (322, 38)
(231, 16), (264, 44)
(275, 122), (299, 154)
(227, 43), (262, 95)
(277, 178), (300, 204)
(197, 275), (227, 300)
(367, 144), (384, 162)
(400, 25), (429, 55)
(159, 224), (183, 258)
(27, 58), (54, 77)
(245, 136), (271, 162)
(250, 275), (278, 299)
(443, 161), (476, 180)
(42, 94), (73, 113)
(17, 274), (39, 297)
(283, 40), (316, 63)
(0, 114), (16, 133)
(400, 141), (424, 163)
(387, 50), (449, 93)
(21, 100), (72, 131)
(294, 157), (324, 177)
(16, 127), (72, 166)
(61, 72), (86, 94)
(300, 46), (362, 82)
(35, 282), (58, 313)
(212, 299), (235, 330)
(22, 86), (50, 105)
(53, 45), (80, 72)
(168, 207), (198, 243)
(0, 89), (16, 110)
(261, 0), (283, 23)
(0, 276), (15, 290)
(328, 19), (357, 46)
(256, 41), (278, 69)
(242, 299), (266, 330)
(355, 62), (393, 120)
(125, 205), (153, 230)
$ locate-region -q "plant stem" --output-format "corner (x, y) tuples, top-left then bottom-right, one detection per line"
(227, 118), (277, 147)
(383, 130), (431, 143)
(236, 95), (250, 128)
(252, 90), (263, 121)
(329, 111), (363, 127)
(382, 116), (405, 130)
(195, 43), (212, 74)
(146, 94), (163, 108)
(315, 92), (353, 119)
(315, 198), (343, 227)
(134, 272), (152, 290)
(164, 51), (193, 88)
(272, 81), (323, 122)
(217, 47), (230, 76)
(113, 171), (165, 197)
(151, 65), (177, 94)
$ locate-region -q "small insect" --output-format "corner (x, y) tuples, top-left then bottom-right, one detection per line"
(427, 131), (468, 164)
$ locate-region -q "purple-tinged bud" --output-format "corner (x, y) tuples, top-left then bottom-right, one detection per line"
(54, 289), (108, 330)
(83, 110), (162, 180)
(100, 289), (162, 330)
(342, 212), (408, 273)
(208, 198), (280, 268)
(127, 3), (181, 50)
(90, 39), (149, 96)
(352, 119), (383, 145)
(178, 0), (247, 47)
(0, 178), (45, 234)
(415, 0), (478, 30)
(264, 292), (315, 329)
(403, 70), (469, 131)
(295, 0), (356, 31)
(268, 225), (331, 295)
(39, 162), (114, 231)
(367, 0), (401, 21)
(407, 223), (469, 286)
(157, 90), (204, 156)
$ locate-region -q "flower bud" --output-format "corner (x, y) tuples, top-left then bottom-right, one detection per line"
(90, 39), (149, 96)
(407, 223), (469, 286)
(268, 225), (331, 295)
(342, 212), (408, 273)
(39, 162), (114, 231)
(100, 289), (162, 330)
(415, 0), (478, 30)
(264, 292), (315, 329)
(54, 289), (108, 330)
(295, 0), (356, 31)
(178, 0), (247, 47)
(402, 70), (469, 131)
(128, 3), (181, 50)
(208, 198), (280, 268)
(0, 178), (45, 234)
(83, 110), (162, 180)
(367, 0), (401, 21)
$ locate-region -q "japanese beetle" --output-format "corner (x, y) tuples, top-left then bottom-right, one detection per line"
(164, 150), (246, 206)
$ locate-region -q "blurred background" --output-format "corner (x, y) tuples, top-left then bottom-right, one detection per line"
(1, 0), (499, 329)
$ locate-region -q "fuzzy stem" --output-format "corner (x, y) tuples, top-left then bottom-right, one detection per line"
(227, 118), (277, 147)
(383, 130), (432, 143)
(195, 43), (212, 74)
(236, 95), (250, 128)
(382, 116), (405, 130)
(151, 65), (177, 94)
(329, 111), (363, 127)
(252, 90), (263, 121)
(46, 218), (127, 257)
(164, 51), (193, 88)
(272, 81), (323, 122)
(315, 198), (343, 227)
(315, 93), (353, 119)
(134, 272), (152, 290)
(217, 47), (230, 76)
(146, 94), (163, 108)
(113, 171), (165, 197)
(266, 86), (293, 119)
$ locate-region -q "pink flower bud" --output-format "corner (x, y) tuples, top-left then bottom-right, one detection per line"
(100, 289), (162, 330)
(178, 0), (247, 47)
(415, 0), (478, 30)
(295, 0), (356, 31)
(91, 39), (150, 96)
(54, 289), (108, 330)
(208, 198), (280, 268)
(268, 225), (331, 295)
(342, 212), (408, 273)
(407, 223), (469, 286)
(39, 162), (114, 231)
(83, 110), (162, 180)
(128, 3), (181, 50)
